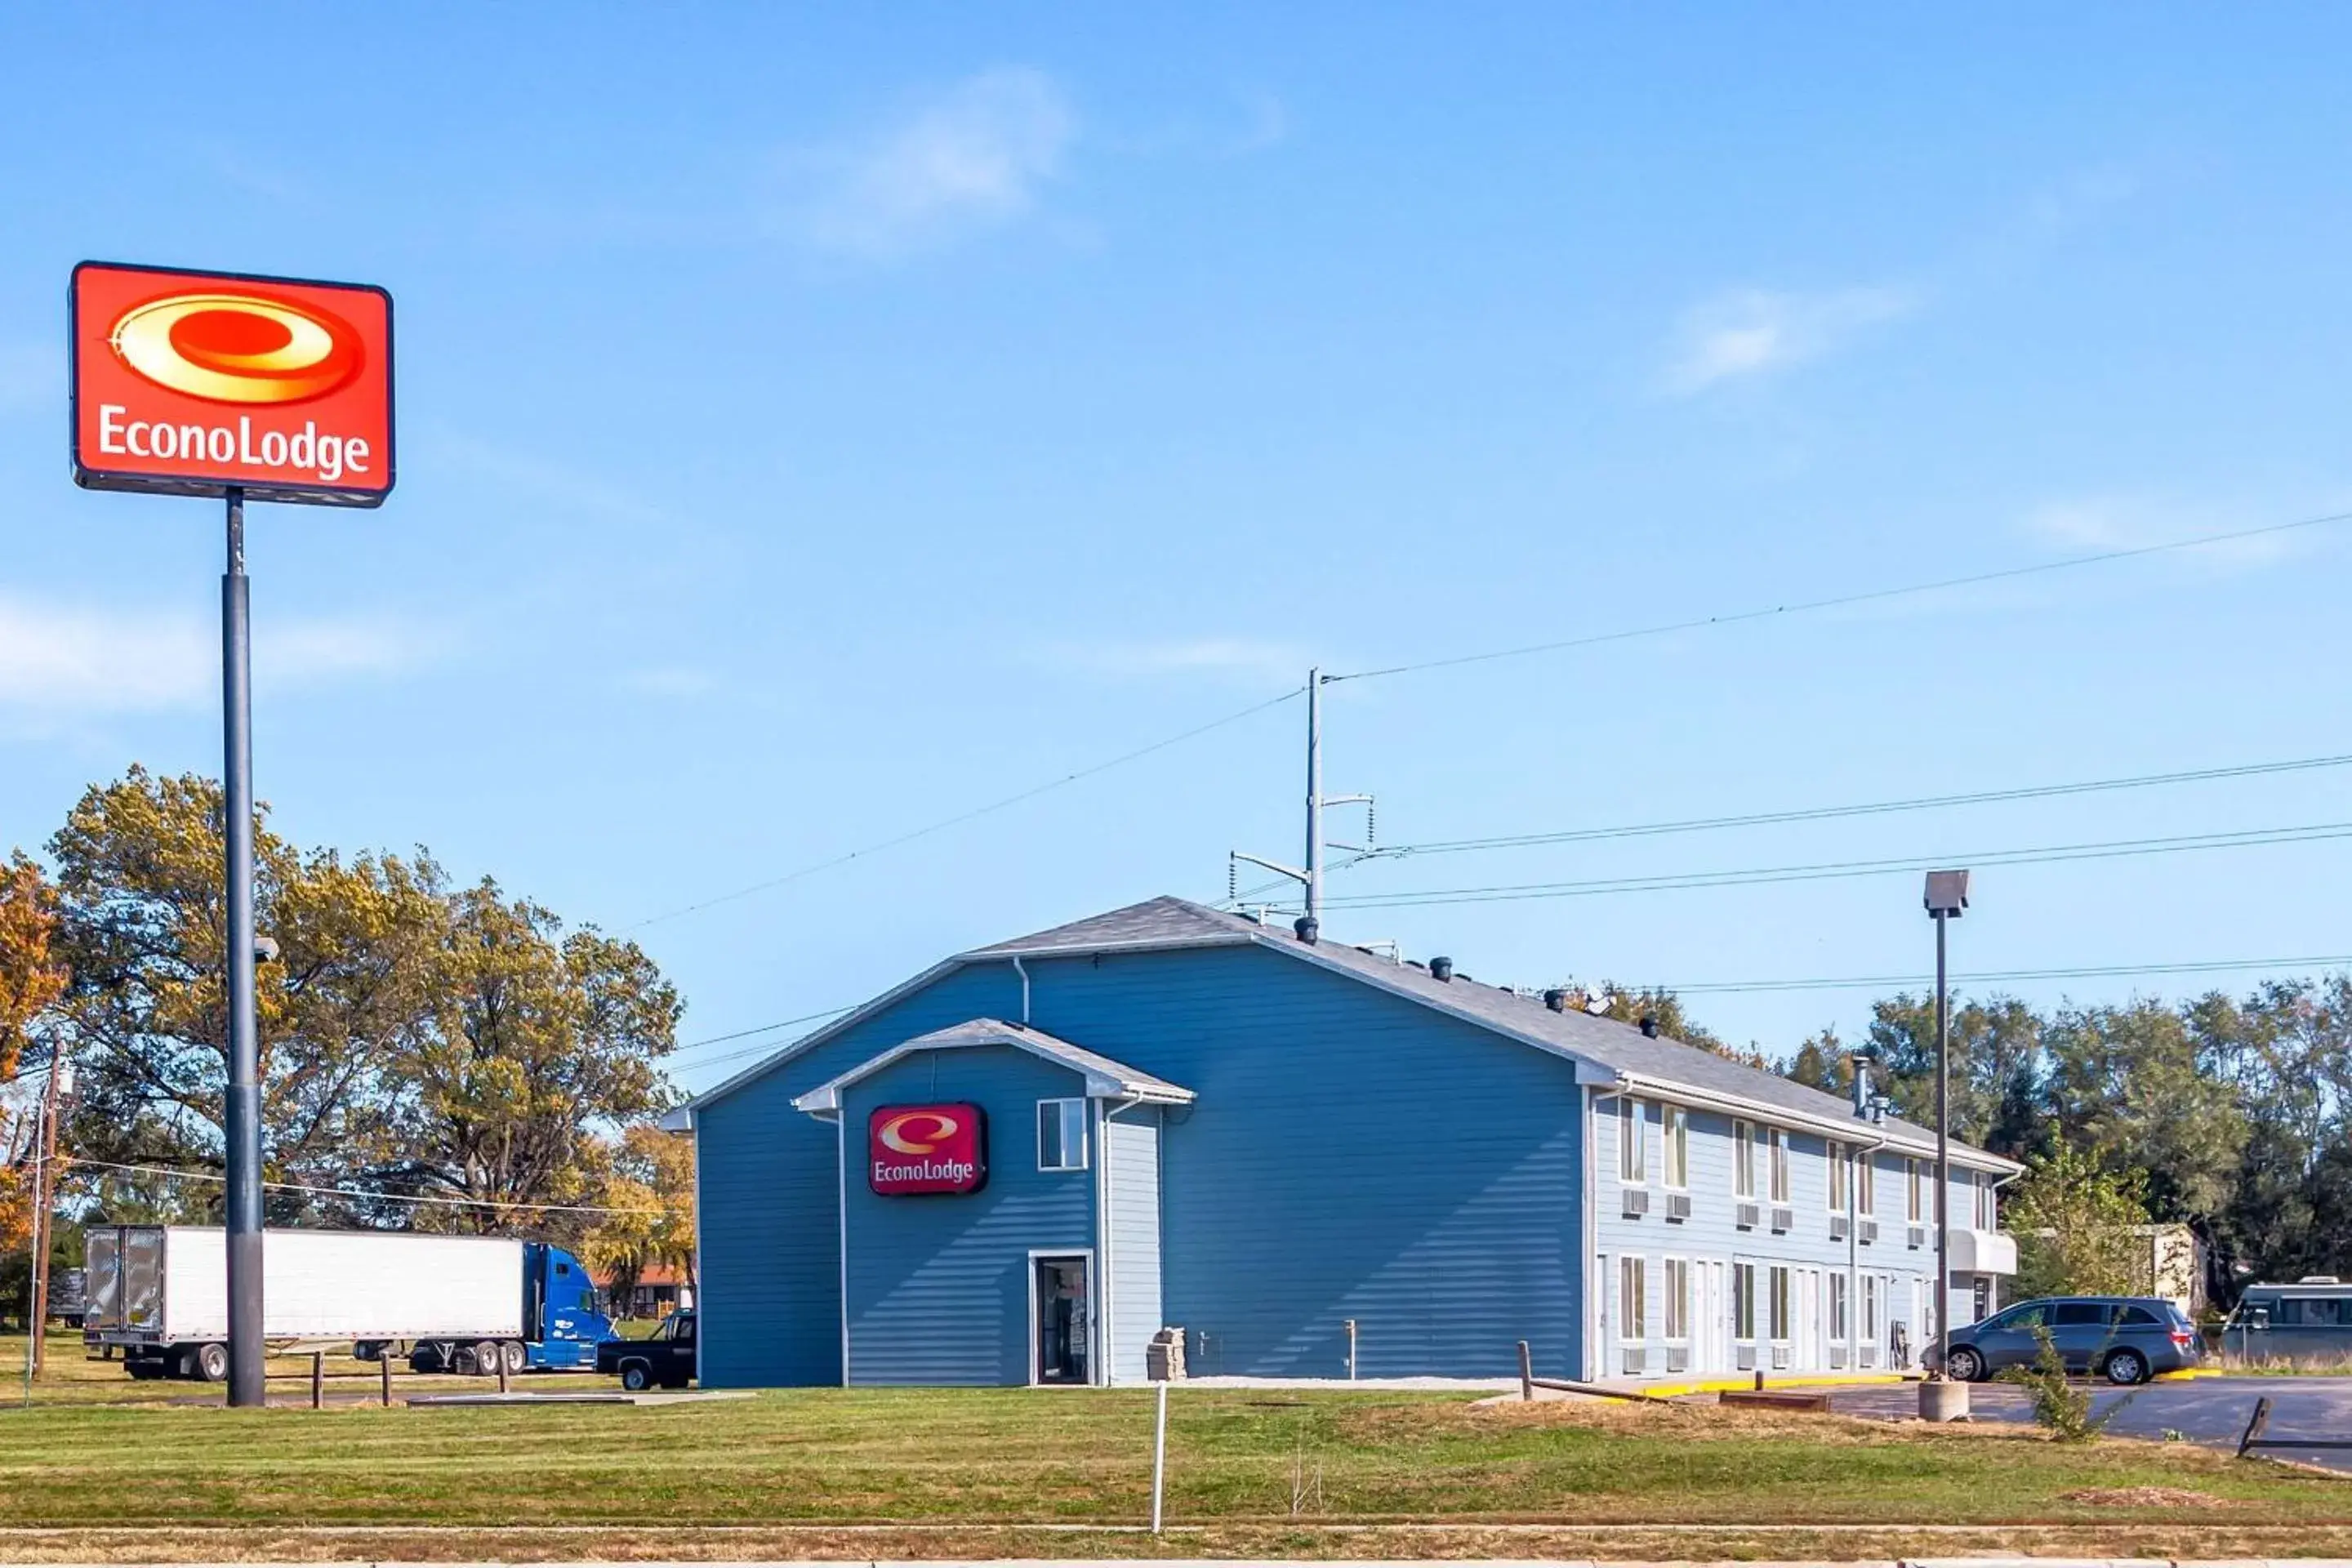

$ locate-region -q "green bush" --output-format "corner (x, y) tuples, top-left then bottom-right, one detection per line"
(1998, 1325), (2125, 1442)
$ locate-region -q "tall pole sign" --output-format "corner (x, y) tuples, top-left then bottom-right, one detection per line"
(69, 262), (394, 1406)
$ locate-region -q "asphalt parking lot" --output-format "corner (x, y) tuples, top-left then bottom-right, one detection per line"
(1828, 1375), (2352, 1468)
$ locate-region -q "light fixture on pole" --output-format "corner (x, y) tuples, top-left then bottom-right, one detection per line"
(1921, 867), (1969, 1416)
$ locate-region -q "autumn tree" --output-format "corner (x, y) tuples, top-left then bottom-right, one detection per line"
(0, 854), (69, 1254)
(579, 1124), (697, 1313)
(1863, 992), (2046, 1159)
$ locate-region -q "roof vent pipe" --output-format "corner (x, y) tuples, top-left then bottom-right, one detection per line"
(1429, 956), (1454, 982)
(1639, 1015), (1659, 1038)
(1543, 988), (1567, 1013)
(1294, 915), (1319, 945)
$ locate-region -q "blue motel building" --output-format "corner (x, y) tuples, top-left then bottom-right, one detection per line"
(672, 897), (2019, 1387)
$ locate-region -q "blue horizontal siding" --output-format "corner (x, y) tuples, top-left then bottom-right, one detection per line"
(841, 1045), (1095, 1385)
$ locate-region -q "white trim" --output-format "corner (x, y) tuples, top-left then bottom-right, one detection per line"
(1662, 1254), (1691, 1347)
(1662, 1102), (1690, 1192)
(1037, 1098), (1090, 1172)
(1581, 1085), (1600, 1382)
(795, 1024), (1192, 1116)
(690, 1117), (706, 1388)
(1094, 1100), (1112, 1388)
(835, 1111), (849, 1387)
(1025, 1247), (1099, 1388)
(1613, 1069), (2021, 1173)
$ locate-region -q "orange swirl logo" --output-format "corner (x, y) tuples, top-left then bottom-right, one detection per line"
(876, 1110), (960, 1155)
(108, 291), (363, 405)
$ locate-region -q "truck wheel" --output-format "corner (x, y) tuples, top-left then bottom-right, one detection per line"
(126, 1360), (165, 1381)
(620, 1360), (653, 1392)
(503, 1341), (527, 1374)
(195, 1343), (229, 1383)
(473, 1341), (503, 1378)
(409, 1343), (443, 1374)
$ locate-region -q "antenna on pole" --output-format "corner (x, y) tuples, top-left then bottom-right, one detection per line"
(1228, 667), (1382, 938)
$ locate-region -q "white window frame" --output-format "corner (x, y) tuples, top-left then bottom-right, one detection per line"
(1619, 1254), (1646, 1345)
(1036, 1098), (1089, 1172)
(1973, 1171), (1996, 1230)
(1828, 1140), (1851, 1214)
(1768, 1264), (1793, 1348)
(1862, 1272), (1881, 1343)
(1663, 1104), (1689, 1191)
(1829, 1272), (1850, 1343)
(1733, 1120), (1756, 1199)
(1732, 1262), (1757, 1343)
(1769, 1128), (1791, 1204)
(1619, 1098), (1647, 1185)
(1906, 1157), (1923, 1223)
(1857, 1151), (1876, 1217)
(1663, 1257), (1690, 1344)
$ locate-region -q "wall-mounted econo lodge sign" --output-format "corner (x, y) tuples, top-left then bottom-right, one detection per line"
(69, 261), (394, 506)
(869, 1103), (988, 1196)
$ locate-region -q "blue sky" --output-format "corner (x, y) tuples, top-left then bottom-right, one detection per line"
(4, 6), (2351, 1091)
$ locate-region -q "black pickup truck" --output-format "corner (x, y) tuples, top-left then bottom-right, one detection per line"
(595, 1309), (697, 1390)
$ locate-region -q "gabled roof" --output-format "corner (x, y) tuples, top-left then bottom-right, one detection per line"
(791, 1018), (1195, 1116)
(689, 895), (2017, 1170)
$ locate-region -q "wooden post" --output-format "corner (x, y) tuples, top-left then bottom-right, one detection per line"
(379, 1350), (393, 1408)
(1753, 1369), (1765, 1392)
(497, 1352), (510, 1395)
(2238, 1396), (2274, 1459)
(1518, 1340), (1534, 1401)
(26, 1047), (64, 1376)
(310, 1352), (323, 1410)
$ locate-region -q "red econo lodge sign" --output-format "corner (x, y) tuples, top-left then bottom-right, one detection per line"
(69, 261), (394, 506)
(868, 1103), (987, 1196)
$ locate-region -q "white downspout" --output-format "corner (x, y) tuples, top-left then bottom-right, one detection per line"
(1010, 956), (1031, 1023)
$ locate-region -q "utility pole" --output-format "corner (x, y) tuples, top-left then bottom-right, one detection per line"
(1303, 666), (1323, 926)
(26, 1045), (63, 1377)
(1229, 669), (1375, 938)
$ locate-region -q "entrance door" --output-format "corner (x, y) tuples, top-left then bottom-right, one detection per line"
(1032, 1256), (1091, 1386)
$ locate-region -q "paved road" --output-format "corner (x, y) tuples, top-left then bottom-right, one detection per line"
(1829, 1375), (2352, 1468)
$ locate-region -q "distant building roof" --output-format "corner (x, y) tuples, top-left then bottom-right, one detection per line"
(694, 895), (2017, 1169)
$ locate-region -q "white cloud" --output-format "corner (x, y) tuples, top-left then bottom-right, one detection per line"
(0, 595), (437, 716)
(1659, 286), (1918, 396)
(2023, 493), (2327, 571)
(786, 68), (1076, 257)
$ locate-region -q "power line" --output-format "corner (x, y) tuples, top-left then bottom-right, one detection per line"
(69, 1157), (660, 1216)
(1381, 751), (2352, 858)
(623, 685), (1303, 930)
(1321, 819), (2352, 910)
(1330, 508), (2352, 684)
(670, 1004), (855, 1056)
(1626, 954), (2352, 996)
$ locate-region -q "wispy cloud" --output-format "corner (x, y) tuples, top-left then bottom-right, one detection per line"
(780, 67), (1076, 258)
(1659, 286), (1918, 396)
(2023, 493), (2332, 571)
(1043, 636), (1308, 688)
(0, 595), (439, 716)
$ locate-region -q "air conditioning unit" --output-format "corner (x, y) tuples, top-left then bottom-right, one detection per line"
(1735, 1344), (1757, 1371)
(1858, 1218), (1879, 1245)
(1622, 1187), (1650, 1218)
(1771, 1345), (1792, 1370)
(1771, 1205), (1794, 1233)
(1666, 1192), (1693, 1222)
(1735, 1200), (1762, 1230)
(1829, 1214), (1850, 1242)
(1829, 1345), (1849, 1370)
(1860, 1345), (1879, 1369)
(1620, 1346), (1648, 1375)
(1907, 1224), (1927, 1249)
(1665, 1347), (1689, 1374)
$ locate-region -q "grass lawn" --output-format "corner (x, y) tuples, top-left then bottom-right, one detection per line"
(4, 1333), (2350, 1560)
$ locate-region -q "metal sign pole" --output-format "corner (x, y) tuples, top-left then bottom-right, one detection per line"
(221, 487), (265, 1407)
(1932, 908), (1950, 1379)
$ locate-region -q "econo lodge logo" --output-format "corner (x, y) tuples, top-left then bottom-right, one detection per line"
(868, 1102), (987, 1196)
(71, 261), (394, 506)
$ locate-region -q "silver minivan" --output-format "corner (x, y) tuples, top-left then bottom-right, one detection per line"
(1936, 1295), (2200, 1384)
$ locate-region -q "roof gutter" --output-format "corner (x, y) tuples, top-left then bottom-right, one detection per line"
(1612, 1070), (2022, 1174)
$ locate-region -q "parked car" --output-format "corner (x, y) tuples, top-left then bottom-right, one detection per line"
(1931, 1295), (2200, 1385)
(595, 1309), (697, 1390)
(2223, 1277), (2352, 1365)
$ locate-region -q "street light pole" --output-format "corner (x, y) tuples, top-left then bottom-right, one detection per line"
(1920, 869), (1970, 1416)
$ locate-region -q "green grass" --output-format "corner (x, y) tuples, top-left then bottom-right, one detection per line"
(4, 1333), (2350, 1562)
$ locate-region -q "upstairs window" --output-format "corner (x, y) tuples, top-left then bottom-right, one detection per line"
(1619, 1098), (1648, 1184)
(1037, 1099), (1089, 1172)
(1906, 1158), (1923, 1223)
(1972, 1172), (1996, 1230)
(1769, 1128), (1791, 1204)
(1663, 1105), (1689, 1190)
(1828, 1141), (1851, 1214)
(1734, 1120), (1757, 1198)
(1857, 1152), (1876, 1216)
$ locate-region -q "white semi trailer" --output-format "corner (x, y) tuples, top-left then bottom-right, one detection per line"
(82, 1224), (611, 1382)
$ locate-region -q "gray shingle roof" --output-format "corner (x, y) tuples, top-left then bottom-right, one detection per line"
(792, 1016), (1194, 1114)
(972, 896), (2011, 1168)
